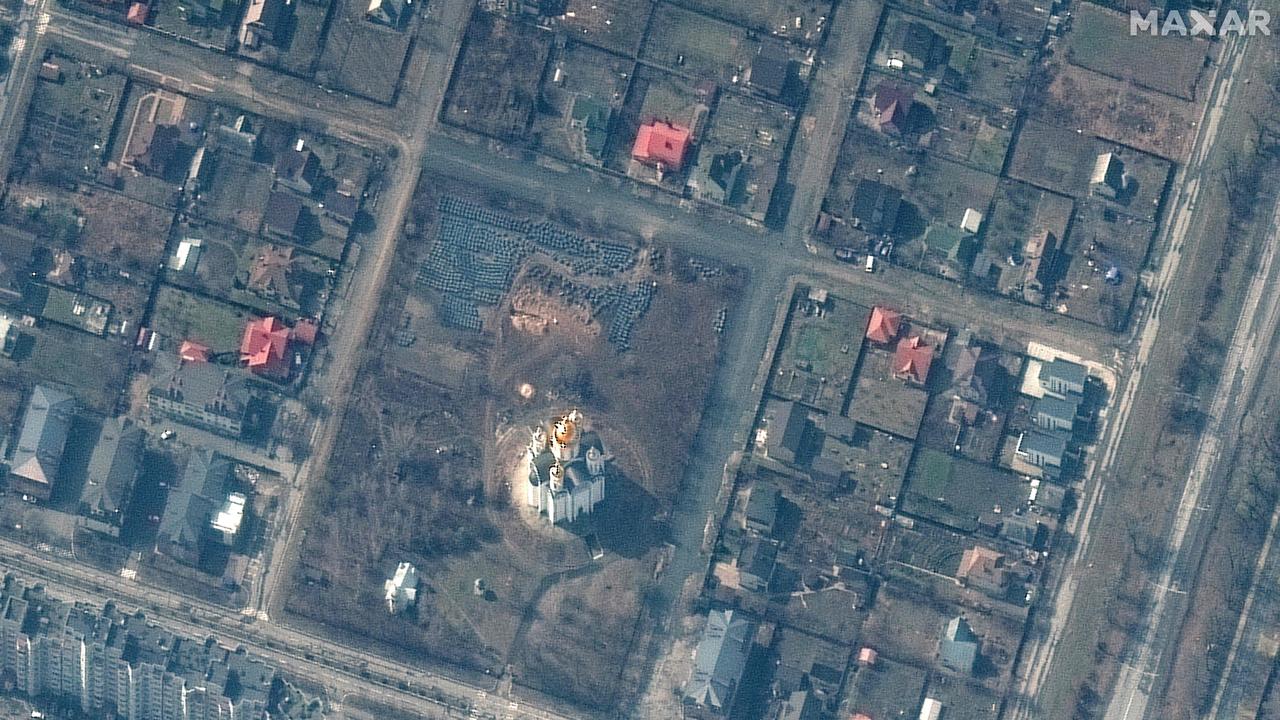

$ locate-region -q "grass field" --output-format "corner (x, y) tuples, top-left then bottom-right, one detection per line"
(770, 293), (869, 413)
(150, 284), (253, 352)
(1065, 3), (1210, 100)
(641, 4), (756, 84)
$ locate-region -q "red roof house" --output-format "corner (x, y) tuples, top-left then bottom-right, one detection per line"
(632, 121), (690, 171)
(872, 83), (913, 135)
(894, 335), (934, 385)
(240, 316), (291, 376)
(179, 340), (210, 363)
(126, 2), (148, 24)
(866, 306), (901, 345)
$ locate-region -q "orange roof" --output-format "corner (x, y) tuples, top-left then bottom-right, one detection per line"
(866, 306), (901, 344)
(957, 545), (1003, 580)
(893, 335), (934, 385)
(240, 316), (290, 376)
(632, 121), (690, 171)
(179, 340), (210, 363)
(126, 2), (148, 23)
(857, 647), (878, 666)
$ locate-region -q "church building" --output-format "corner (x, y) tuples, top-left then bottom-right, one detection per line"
(524, 410), (608, 524)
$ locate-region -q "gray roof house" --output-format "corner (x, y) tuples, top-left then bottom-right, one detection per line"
(79, 418), (145, 536)
(737, 538), (778, 593)
(1033, 394), (1079, 433)
(1020, 430), (1068, 471)
(157, 450), (233, 567)
(762, 399), (807, 465)
(1040, 357), (1087, 397)
(745, 484), (781, 535)
(685, 609), (756, 719)
(147, 356), (249, 438)
(939, 616), (979, 674)
(9, 385), (76, 501)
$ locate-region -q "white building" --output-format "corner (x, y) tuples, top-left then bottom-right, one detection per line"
(384, 562), (418, 613)
(210, 493), (246, 546)
(523, 410), (608, 524)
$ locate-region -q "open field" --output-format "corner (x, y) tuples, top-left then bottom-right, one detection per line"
(557, 0), (654, 56)
(198, 153), (275, 233)
(1056, 203), (1155, 329)
(768, 293), (868, 413)
(672, 0), (832, 44)
(1038, 62), (1199, 161)
(902, 448), (1028, 533)
(1065, 3), (1210, 100)
(0, 323), (131, 413)
(317, 0), (412, 102)
(286, 185), (742, 712)
(641, 4), (759, 85)
(150, 284), (254, 352)
(443, 13), (552, 140)
(17, 55), (126, 183)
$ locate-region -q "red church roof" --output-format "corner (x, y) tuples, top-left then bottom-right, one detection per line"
(894, 335), (934, 385)
(866, 306), (901, 345)
(632, 121), (690, 171)
(179, 340), (210, 363)
(240, 316), (290, 376)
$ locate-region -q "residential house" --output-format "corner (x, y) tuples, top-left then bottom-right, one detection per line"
(745, 484), (780, 535)
(761, 399), (807, 465)
(749, 43), (794, 100)
(241, 0), (294, 49)
(938, 616), (979, 673)
(850, 178), (902, 235)
(956, 545), (1007, 597)
(773, 690), (820, 720)
(872, 82), (913, 135)
(684, 610), (756, 719)
(632, 121), (690, 172)
(569, 96), (611, 163)
(1000, 513), (1045, 548)
(321, 188), (359, 225)
(737, 538), (777, 592)
(1018, 430), (1067, 473)
(1033, 394), (1079, 433)
(156, 450), (232, 567)
(1021, 228), (1063, 302)
(78, 418), (144, 537)
(920, 698), (944, 720)
(1040, 357), (1087, 397)
(366, 0), (410, 26)
(262, 190), (304, 241)
(240, 316), (292, 377)
(147, 356), (249, 437)
(866, 305), (902, 345)
(0, 225), (34, 305)
(894, 335), (935, 386)
(1089, 152), (1126, 200)
(274, 140), (321, 195)
(9, 385), (76, 501)
(246, 245), (300, 308)
(384, 562), (418, 612)
(889, 21), (948, 71)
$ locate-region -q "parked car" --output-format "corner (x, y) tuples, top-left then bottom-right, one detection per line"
(834, 247), (857, 263)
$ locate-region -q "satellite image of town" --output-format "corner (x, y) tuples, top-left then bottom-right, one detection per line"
(0, 0), (1271, 716)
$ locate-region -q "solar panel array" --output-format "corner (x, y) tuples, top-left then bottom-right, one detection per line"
(419, 196), (650, 346)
